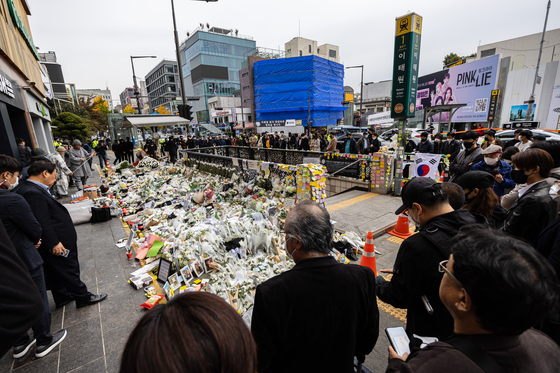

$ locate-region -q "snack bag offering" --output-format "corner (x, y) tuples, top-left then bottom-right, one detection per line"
(140, 294), (164, 309)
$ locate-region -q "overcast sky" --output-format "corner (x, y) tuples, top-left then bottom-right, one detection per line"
(28, 0), (560, 105)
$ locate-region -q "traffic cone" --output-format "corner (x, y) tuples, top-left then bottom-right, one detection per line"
(360, 232), (377, 276)
(106, 160), (111, 170)
(388, 213), (414, 239)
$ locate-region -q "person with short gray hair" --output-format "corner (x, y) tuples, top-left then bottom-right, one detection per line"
(251, 200), (379, 372)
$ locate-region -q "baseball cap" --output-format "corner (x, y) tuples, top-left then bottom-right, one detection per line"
(481, 144), (502, 155)
(395, 177), (445, 215)
(456, 171), (495, 190)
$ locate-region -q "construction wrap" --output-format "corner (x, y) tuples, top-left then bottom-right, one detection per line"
(254, 56), (347, 128)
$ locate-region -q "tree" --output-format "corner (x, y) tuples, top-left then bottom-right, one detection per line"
(156, 105), (170, 114)
(93, 96), (110, 114)
(123, 104), (136, 114)
(443, 53), (461, 67)
(52, 112), (90, 140)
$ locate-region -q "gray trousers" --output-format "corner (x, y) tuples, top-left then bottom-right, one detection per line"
(72, 175), (88, 190)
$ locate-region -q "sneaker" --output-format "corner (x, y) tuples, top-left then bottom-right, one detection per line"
(35, 330), (67, 358)
(13, 339), (36, 359)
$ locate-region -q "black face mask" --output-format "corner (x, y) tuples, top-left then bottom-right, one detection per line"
(464, 192), (474, 205)
(463, 141), (474, 149)
(511, 169), (530, 184)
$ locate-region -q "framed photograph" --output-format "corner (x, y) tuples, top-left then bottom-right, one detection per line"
(157, 258), (173, 283)
(168, 272), (181, 291)
(191, 258), (204, 278)
(203, 257), (214, 273)
(162, 281), (173, 300)
(180, 265), (193, 284)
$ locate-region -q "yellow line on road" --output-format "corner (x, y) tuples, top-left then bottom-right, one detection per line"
(95, 164), (102, 178)
(327, 192), (379, 213)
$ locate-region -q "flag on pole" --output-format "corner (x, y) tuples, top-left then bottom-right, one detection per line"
(411, 153), (442, 180)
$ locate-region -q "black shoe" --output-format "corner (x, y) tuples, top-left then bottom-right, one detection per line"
(35, 330), (67, 358)
(345, 248), (359, 261)
(13, 338), (36, 359)
(55, 298), (74, 309)
(75, 294), (108, 308)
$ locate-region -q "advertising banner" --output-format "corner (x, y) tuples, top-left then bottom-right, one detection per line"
(256, 119), (298, 127)
(416, 54), (499, 123)
(367, 111), (395, 127)
(546, 85), (560, 129)
(391, 13), (422, 119)
(510, 104), (536, 121)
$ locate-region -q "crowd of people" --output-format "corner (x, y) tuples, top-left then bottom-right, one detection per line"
(4, 128), (560, 372)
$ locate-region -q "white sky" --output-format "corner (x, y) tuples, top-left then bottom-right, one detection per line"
(28, 0), (560, 105)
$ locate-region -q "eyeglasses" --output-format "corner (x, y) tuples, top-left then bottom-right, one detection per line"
(439, 260), (463, 287)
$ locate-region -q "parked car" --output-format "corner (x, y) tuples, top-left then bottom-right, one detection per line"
(379, 128), (424, 146)
(494, 129), (560, 144)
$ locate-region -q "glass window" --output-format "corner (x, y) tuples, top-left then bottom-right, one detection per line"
(308, 45), (311, 53)
(299, 51), (302, 57)
(329, 49), (337, 58)
(243, 86), (249, 90)
(244, 99), (250, 103)
(481, 48), (496, 58)
(242, 72), (249, 77)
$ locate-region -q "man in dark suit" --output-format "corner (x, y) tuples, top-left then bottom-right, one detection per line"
(125, 137), (134, 162)
(0, 155), (67, 359)
(17, 160), (107, 309)
(251, 201), (379, 372)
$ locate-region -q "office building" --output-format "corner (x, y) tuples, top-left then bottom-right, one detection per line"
(119, 87), (141, 112)
(39, 50), (74, 104)
(285, 37), (339, 63)
(0, 0), (55, 159)
(179, 25), (256, 124)
(75, 88), (113, 109)
(145, 59), (179, 113)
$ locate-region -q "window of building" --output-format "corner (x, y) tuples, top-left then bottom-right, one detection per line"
(308, 45), (311, 53)
(244, 99), (250, 103)
(481, 48), (496, 58)
(243, 86), (249, 90)
(299, 51), (302, 57)
(329, 49), (336, 58)
(242, 72), (249, 77)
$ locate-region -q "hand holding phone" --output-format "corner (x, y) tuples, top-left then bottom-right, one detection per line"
(386, 327), (411, 357)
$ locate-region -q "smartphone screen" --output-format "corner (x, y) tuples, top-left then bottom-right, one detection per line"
(385, 327), (411, 357)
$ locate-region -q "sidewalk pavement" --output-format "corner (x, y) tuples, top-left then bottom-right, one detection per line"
(0, 156), (408, 373)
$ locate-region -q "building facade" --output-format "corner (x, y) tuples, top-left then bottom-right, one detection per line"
(75, 88), (113, 109)
(144, 59), (179, 113)
(0, 0), (54, 160)
(119, 87), (141, 112)
(179, 26), (256, 124)
(285, 37), (339, 63)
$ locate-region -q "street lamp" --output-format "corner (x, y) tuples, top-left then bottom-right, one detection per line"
(171, 0), (218, 134)
(308, 83), (321, 134)
(130, 55), (157, 114)
(346, 65), (364, 126)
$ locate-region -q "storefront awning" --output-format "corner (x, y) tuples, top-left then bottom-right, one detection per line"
(122, 115), (189, 128)
(233, 122), (254, 130)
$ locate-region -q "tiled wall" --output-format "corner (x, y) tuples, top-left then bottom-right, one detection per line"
(326, 177), (370, 197)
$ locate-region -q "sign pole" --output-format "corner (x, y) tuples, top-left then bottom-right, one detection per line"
(390, 12), (422, 194)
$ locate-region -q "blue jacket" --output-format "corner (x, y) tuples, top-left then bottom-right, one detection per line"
(470, 159), (515, 197)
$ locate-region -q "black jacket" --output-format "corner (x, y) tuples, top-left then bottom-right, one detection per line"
(377, 209), (483, 345)
(536, 215), (560, 278)
(0, 220), (43, 358)
(502, 180), (557, 247)
(17, 144), (32, 166)
(441, 139), (462, 162)
(433, 140), (444, 154)
(17, 180), (78, 252)
(0, 189), (43, 271)
(370, 138), (381, 153)
(300, 137), (310, 151)
(252, 256), (378, 373)
(417, 139), (434, 153)
(187, 139), (196, 149)
(94, 144), (107, 156)
(357, 137), (367, 154)
(289, 136), (297, 149)
(343, 138), (358, 154)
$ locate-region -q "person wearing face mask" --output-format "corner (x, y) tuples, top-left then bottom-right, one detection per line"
(468, 145), (514, 198)
(251, 200), (379, 372)
(441, 132), (461, 162)
(500, 148), (557, 247)
(432, 133), (444, 154)
(449, 131), (483, 182)
(515, 130), (533, 152)
(480, 129), (496, 150)
(368, 129), (381, 153)
(456, 171), (507, 228)
(0, 155), (68, 359)
(376, 177), (484, 348)
(416, 131), (434, 153)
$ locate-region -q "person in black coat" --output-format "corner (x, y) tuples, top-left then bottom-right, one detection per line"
(441, 132), (461, 162)
(416, 131), (435, 153)
(369, 131), (381, 153)
(16, 138), (32, 167)
(289, 133), (297, 150)
(501, 148), (557, 247)
(0, 155), (67, 359)
(17, 161), (107, 309)
(376, 177), (485, 347)
(186, 136), (195, 149)
(112, 140), (121, 164)
(537, 215), (560, 278)
(343, 133), (358, 154)
(0, 219), (44, 359)
(166, 137), (178, 163)
(251, 201), (379, 372)
(125, 137), (134, 162)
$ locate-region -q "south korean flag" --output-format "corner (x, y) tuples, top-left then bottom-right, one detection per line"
(411, 153), (442, 180)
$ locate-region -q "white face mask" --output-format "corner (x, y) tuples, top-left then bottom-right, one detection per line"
(435, 139), (441, 143)
(484, 157), (499, 166)
(3, 176), (18, 190)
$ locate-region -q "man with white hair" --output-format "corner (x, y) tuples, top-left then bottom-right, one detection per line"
(50, 147), (73, 198)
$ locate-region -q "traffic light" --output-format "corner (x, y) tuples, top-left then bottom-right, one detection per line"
(178, 104), (194, 121)
(341, 101), (349, 105)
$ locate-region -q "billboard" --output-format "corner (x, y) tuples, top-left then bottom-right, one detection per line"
(416, 54), (499, 123)
(510, 104), (536, 121)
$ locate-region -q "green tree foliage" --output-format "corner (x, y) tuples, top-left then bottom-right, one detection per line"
(443, 53), (461, 67)
(52, 112), (90, 140)
(48, 96), (109, 133)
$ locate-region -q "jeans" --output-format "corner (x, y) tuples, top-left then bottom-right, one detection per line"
(98, 154), (107, 168)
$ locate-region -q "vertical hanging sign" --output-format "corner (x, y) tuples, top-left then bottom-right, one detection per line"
(391, 13), (422, 119)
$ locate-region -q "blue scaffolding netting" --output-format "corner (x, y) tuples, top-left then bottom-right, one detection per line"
(254, 55), (347, 127)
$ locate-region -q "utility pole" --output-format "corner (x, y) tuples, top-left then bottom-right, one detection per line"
(171, 0), (188, 133)
(130, 56), (156, 115)
(525, 0), (551, 123)
(345, 65), (364, 126)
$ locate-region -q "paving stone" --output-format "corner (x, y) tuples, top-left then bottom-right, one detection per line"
(58, 317), (103, 373)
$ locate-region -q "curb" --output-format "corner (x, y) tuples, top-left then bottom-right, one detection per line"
(371, 220), (398, 239)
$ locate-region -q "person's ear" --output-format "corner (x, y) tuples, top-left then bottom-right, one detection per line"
(472, 188), (480, 197)
(455, 288), (471, 313)
(412, 202), (422, 216)
(533, 166), (540, 176)
(0, 171), (10, 180)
